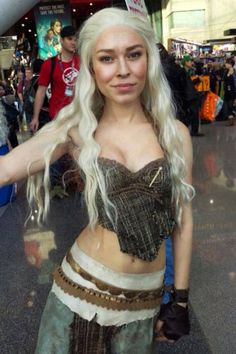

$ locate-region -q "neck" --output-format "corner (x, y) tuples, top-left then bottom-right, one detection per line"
(101, 100), (147, 125)
(60, 50), (74, 62)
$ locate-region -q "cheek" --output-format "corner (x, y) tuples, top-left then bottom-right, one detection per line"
(94, 65), (114, 86)
(135, 60), (147, 82)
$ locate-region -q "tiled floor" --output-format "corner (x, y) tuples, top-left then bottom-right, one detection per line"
(0, 121), (235, 354)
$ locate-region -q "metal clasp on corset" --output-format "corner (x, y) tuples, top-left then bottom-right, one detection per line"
(149, 166), (163, 187)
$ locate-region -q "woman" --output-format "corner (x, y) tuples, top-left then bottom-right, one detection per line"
(0, 8), (194, 354)
(50, 18), (62, 53)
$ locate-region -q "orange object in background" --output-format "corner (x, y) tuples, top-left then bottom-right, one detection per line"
(191, 75), (210, 92)
(200, 91), (219, 121)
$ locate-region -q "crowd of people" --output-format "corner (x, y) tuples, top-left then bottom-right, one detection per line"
(0, 7), (235, 353)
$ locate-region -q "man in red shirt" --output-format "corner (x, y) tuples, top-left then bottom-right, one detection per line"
(30, 26), (80, 132)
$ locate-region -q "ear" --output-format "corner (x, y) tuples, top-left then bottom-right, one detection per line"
(89, 64), (95, 76)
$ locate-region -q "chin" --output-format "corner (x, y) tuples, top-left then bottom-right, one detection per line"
(117, 94), (141, 105)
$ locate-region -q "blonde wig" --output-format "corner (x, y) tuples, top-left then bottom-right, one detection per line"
(27, 7), (194, 226)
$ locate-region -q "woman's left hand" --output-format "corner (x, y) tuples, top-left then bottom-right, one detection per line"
(154, 319), (175, 343)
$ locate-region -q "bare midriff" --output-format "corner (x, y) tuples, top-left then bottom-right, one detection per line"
(76, 224), (165, 274)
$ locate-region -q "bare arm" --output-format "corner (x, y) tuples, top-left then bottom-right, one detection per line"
(172, 121), (193, 291)
(155, 121), (193, 342)
(0, 125), (72, 187)
(18, 92), (23, 103)
(30, 85), (47, 132)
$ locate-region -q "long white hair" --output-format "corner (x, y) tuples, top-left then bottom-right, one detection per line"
(27, 8), (194, 226)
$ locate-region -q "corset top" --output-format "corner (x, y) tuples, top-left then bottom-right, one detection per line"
(82, 156), (176, 262)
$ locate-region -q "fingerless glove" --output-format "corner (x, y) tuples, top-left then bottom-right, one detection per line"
(158, 301), (190, 340)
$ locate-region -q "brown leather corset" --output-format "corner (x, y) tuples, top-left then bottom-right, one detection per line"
(82, 157), (176, 262)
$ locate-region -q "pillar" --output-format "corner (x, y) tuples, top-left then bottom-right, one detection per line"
(145, 0), (163, 42)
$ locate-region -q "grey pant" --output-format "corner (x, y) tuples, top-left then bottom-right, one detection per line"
(35, 292), (158, 354)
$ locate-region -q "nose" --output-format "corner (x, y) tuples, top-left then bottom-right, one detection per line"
(117, 57), (130, 78)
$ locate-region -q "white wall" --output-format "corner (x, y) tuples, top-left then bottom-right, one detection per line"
(161, 0), (236, 47)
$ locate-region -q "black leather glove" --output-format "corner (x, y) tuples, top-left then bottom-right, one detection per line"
(158, 301), (190, 340)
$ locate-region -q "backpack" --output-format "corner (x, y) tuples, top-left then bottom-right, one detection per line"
(23, 76), (39, 114)
(45, 55), (56, 101)
(1, 97), (19, 131)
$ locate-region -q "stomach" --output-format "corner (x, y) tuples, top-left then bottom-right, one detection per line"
(76, 224), (166, 274)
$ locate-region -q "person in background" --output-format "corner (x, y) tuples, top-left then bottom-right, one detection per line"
(0, 101), (16, 206)
(181, 54), (205, 137)
(222, 57), (236, 126)
(30, 25), (80, 132)
(207, 60), (218, 93)
(23, 59), (50, 128)
(16, 32), (31, 54)
(0, 8), (194, 353)
(17, 66), (33, 105)
(30, 26), (80, 195)
(158, 43), (188, 126)
(0, 84), (19, 148)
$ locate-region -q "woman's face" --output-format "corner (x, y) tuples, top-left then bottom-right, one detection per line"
(52, 21), (62, 35)
(92, 25), (148, 106)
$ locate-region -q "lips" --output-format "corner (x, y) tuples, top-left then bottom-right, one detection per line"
(113, 83), (136, 88)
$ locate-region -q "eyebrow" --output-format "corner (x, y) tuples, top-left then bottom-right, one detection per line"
(96, 44), (144, 54)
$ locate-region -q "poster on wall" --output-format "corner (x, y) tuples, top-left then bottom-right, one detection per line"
(34, 1), (72, 60)
(124, 0), (148, 17)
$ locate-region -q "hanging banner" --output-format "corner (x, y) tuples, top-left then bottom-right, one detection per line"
(34, 1), (72, 60)
(125, 0), (148, 17)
